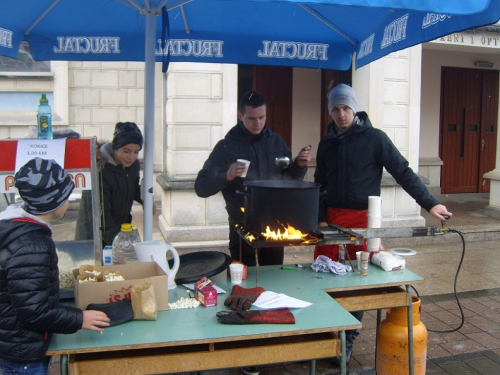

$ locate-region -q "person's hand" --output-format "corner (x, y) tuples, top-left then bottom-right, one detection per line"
(81, 310), (110, 332)
(318, 221), (328, 227)
(226, 162), (248, 181)
(429, 204), (452, 221)
(295, 145), (312, 168)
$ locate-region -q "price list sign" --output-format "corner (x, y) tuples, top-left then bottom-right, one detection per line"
(15, 139), (67, 172)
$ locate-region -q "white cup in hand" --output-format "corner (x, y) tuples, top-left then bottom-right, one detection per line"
(237, 159), (250, 178)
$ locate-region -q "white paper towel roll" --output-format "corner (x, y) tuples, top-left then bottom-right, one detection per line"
(367, 196), (382, 251)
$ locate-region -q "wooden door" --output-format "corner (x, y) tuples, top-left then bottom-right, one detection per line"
(253, 66), (292, 147)
(440, 68), (498, 193)
(479, 70), (499, 192)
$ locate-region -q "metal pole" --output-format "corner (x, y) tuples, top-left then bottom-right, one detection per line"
(407, 285), (414, 375)
(142, 10), (156, 241)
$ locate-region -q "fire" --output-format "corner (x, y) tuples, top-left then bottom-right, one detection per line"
(262, 224), (308, 241)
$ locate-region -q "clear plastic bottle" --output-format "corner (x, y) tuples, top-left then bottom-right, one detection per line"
(338, 246), (346, 265)
(37, 94), (53, 140)
(131, 221), (142, 243)
(112, 223), (139, 264)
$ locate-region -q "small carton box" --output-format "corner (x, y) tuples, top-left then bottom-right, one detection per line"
(194, 277), (217, 307)
(72, 262), (169, 311)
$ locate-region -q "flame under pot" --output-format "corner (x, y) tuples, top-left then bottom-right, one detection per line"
(243, 180), (320, 234)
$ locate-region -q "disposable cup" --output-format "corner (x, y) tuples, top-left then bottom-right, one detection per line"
(229, 263), (244, 284)
(360, 251), (369, 276)
(237, 159), (251, 178)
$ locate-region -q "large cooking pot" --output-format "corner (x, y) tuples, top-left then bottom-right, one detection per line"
(243, 180), (320, 234)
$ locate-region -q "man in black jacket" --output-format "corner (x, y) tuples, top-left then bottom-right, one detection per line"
(0, 158), (109, 374)
(195, 90), (311, 268)
(314, 83), (452, 366)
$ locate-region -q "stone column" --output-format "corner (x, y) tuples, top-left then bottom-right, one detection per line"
(157, 63), (238, 250)
(484, 76), (500, 219)
(353, 45), (427, 227)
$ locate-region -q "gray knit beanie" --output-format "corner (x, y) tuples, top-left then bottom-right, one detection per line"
(14, 158), (74, 215)
(327, 84), (357, 115)
(112, 122), (143, 150)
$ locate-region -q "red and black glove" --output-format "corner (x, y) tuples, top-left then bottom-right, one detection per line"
(224, 285), (265, 311)
(216, 308), (295, 324)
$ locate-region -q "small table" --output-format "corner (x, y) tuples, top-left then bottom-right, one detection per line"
(322, 263), (425, 375)
(48, 266), (361, 375)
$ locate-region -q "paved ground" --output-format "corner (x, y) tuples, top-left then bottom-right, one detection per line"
(48, 192), (500, 374)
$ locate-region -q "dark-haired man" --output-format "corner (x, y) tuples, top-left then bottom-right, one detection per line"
(196, 90), (312, 272)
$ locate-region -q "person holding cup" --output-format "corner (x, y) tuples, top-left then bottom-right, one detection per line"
(195, 90), (312, 268)
(195, 90), (312, 375)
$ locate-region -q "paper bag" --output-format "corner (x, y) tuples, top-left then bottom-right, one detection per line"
(131, 283), (157, 320)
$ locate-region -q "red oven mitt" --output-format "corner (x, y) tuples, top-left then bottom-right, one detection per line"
(224, 285), (265, 311)
(216, 308), (295, 324)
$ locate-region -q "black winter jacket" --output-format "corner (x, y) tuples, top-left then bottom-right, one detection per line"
(99, 143), (143, 245)
(315, 112), (439, 222)
(0, 205), (83, 363)
(195, 122), (307, 225)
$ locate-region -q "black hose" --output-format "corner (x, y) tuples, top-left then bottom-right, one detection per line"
(412, 228), (466, 333)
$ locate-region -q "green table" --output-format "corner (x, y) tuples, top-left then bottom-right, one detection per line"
(48, 265), (363, 375)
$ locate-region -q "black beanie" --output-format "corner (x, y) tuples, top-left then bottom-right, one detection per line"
(14, 158), (75, 215)
(112, 122), (143, 150)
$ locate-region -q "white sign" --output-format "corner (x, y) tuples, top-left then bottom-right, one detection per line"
(15, 139), (67, 172)
(253, 291), (312, 309)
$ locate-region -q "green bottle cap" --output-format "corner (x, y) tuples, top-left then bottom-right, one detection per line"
(40, 94), (48, 103)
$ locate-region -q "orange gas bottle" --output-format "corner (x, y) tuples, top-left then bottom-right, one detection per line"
(376, 296), (427, 375)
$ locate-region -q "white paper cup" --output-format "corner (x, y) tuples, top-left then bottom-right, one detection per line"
(229, 263), (244, 284)
(360, 251), (369, 276)
(237, 159), (251, 178)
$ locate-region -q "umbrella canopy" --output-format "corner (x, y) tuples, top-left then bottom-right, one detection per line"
(2, 0), (500, 69)
(1, 0), (500, 240)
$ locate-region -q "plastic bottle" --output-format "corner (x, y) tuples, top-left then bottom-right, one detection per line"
(338, 246), (346, 265)
(37, 94), (53, 140)
(131, 221), (142, 243)
(112, 223), (139, 264)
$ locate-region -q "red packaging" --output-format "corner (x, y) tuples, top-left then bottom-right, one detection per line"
(194, 277), (218, 307)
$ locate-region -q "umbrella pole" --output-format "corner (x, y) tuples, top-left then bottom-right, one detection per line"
(142, 10), (157, 241)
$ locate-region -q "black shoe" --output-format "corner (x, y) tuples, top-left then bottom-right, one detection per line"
(331, 342), (353, 366)
(241, 366), (260, 375)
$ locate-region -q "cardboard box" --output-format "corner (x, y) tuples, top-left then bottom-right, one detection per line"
(72, 262), (169, 311)
(194, 277), (217, 307)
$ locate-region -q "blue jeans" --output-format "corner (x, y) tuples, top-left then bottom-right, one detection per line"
(0, 357), (50, 375)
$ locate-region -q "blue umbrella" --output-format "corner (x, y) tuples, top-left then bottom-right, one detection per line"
(1, 0), (499, 240)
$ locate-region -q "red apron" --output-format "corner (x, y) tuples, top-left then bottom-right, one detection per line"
(314, 207), (368, 261)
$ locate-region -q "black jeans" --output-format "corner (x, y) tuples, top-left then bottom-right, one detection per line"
(228, 225), (284, 266)
(347, 310), (364, 342)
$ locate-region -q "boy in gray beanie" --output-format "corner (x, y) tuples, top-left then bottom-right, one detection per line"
(0, 158), (110, 374)
(316, 84), (451, 367)
(327, 83), (357, 115)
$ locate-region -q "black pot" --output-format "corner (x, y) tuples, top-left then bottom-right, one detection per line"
(243, 180), (320, 234)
